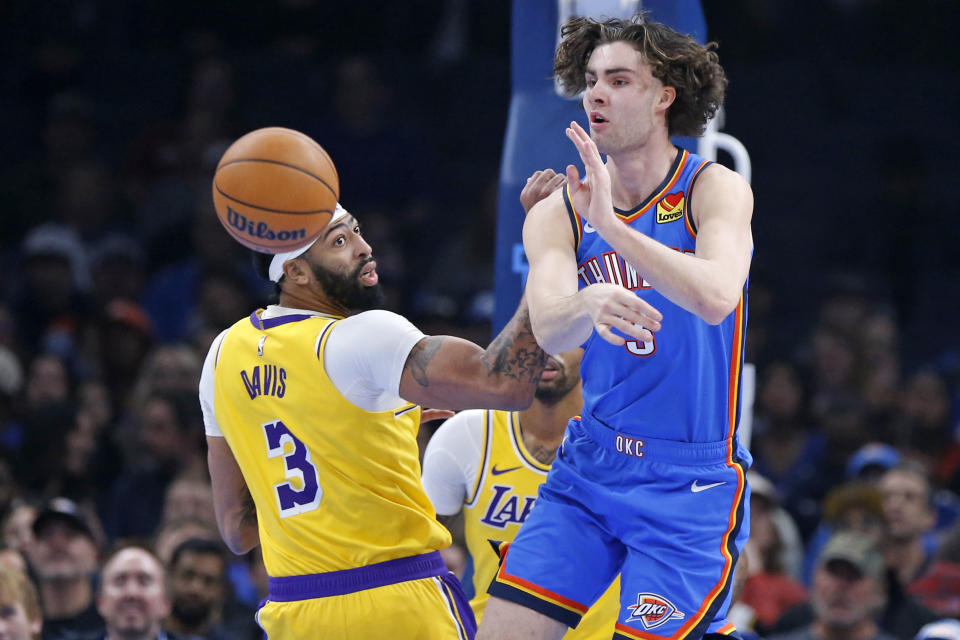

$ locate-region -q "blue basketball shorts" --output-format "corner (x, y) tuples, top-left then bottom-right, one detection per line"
(488, 416), (751, 640)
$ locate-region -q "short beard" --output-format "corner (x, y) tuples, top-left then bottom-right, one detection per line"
(534, 372), (579, 404)
(172, 599), (211, 627)
(311, 257), (384, 312)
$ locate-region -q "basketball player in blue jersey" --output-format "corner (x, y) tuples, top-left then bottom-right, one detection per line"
(199, 202), (545, 639)
(478, 14), (754, 640)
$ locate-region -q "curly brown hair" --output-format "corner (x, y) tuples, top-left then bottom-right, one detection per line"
(553, 14), (727, 137)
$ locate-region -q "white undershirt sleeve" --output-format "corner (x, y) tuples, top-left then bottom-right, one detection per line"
(421, 410), (486, 516)
(199, 329), (230, 438)
(323, 310), (426, 412)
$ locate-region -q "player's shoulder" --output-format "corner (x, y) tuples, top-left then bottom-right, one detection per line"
(340, 308), (414, 330)
(334, 309), (417, 336)
(697, 161), (752, 194)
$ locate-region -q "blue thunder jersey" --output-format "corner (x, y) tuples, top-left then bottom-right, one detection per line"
(564, 149), (748, 444)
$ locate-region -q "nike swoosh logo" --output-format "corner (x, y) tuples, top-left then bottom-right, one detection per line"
(691, 480), (726, 493)
(583, 222), (597, 233)
(491, 465), (521, 476)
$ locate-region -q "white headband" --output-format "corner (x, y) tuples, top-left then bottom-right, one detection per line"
(268, 203), (349, 282)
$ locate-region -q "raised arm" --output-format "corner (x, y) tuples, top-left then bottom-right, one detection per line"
(398, 295), (546, 411)
(566, 121), (753, 325)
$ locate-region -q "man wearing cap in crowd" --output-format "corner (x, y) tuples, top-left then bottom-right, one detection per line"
(847, 443), (902, 484)
(767, 531), (895, 640)
(768, 531), (938, 640)
(24, 497), (105, 640)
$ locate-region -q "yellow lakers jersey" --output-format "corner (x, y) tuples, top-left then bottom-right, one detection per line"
(212, 310), (450, 577)
(463, 410), (619, 638)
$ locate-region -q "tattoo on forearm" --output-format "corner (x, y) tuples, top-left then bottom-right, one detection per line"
(482, 306), (546, 383)
(407, 337), (445, 387)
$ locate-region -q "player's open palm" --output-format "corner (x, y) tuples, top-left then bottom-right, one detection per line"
(582, 283), (662, 346)
(565, 121), (615, 232)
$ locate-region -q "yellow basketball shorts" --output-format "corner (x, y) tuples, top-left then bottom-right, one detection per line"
(257, 551), (476, 639)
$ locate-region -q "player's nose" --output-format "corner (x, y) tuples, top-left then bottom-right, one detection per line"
(586, 84), (607, 104)
(355, 234), (373, 257)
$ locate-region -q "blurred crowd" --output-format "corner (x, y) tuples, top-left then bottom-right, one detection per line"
(1, 1), (959, 639)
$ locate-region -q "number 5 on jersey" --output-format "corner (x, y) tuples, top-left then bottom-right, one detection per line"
(626, 324), (656, 357)
(263, 420), (322, 517)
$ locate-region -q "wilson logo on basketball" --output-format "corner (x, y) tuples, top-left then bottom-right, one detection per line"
(656, 192), (684, 224)
(625, 593), (685, 630)
(227, 207), (307, 242)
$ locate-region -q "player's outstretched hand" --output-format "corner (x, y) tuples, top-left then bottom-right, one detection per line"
(582, 283), (662, 346)
(565, 121), (615, 232)
(521, 169), (567, 215)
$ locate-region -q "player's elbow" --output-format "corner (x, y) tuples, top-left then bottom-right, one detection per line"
(695, 291), (740, 325)
(530, 319), (567, 356)
(221, 526), (259, 555)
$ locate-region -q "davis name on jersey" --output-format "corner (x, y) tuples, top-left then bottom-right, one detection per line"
(240, 364), (287, 399)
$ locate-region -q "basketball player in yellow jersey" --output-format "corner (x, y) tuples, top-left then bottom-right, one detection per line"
(199, 203), (546, 639)
(422, 346), (621, 639)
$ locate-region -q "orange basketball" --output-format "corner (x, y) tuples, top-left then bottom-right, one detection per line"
(212, 127), (339, 253)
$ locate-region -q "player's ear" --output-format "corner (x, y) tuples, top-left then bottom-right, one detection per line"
(283, 258), (312, 285)
(657, 85), (676, 111)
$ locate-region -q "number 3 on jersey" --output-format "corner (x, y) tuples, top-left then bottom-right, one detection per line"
(263, 420), (322, 518)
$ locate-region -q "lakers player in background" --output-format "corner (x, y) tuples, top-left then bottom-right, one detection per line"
(422, 170), (618, 639)
(199, 202), (546, 639)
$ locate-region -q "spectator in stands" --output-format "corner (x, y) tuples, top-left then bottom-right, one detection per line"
(891, 370), (953, 479)
(93, 299), (154, 412)
(164, 538), (257, 640)
(909, 521), (960, 618)
(24, 498), (104, 640)
(768, 532), (897, 640)
(104, 391), (204, 542)
(87, 235), (147, 309)
(2, 503), (37, 554)
(14, 225), (90, 361)
(0, 567), (43, 640)
(750, 360), (825, 539)
(737, 472), (807, 635)
(776, 518), (939, 638)
(880, 463), (938, 588)
(95, 546), (171, 640)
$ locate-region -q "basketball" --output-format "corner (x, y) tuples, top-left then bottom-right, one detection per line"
(212, 127), (339, 253)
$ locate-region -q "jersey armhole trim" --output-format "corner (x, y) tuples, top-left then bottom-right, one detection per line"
(562, 183), (583, 253)
(464, 410), (493, 507)
(685, 159), (713, 239)
(314, 319), (340, 360)
(213, 329), (228, 368)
